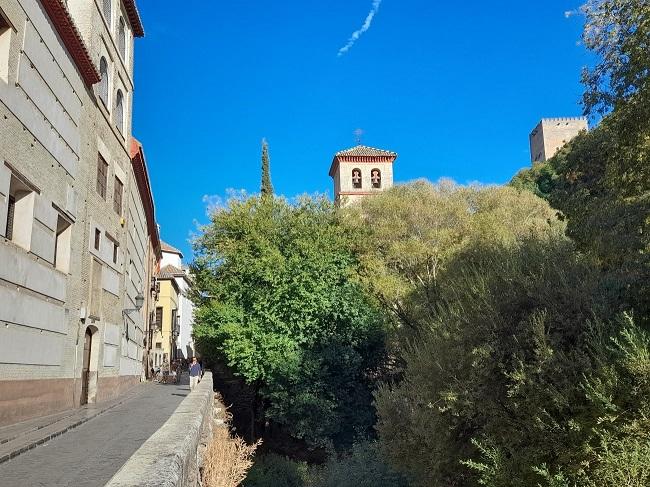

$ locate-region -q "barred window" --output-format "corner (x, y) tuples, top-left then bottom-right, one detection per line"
(115, 90), (124, 134)
(98, 57), (109, 107)
(102, 0), (111, 25)
(155, 307), (163, 330)
(113, 176), (123, 215)
(118, 18), (126, 60)
(94, 228), (101, 251)
(5, 194), (15, 239)
(96, 155), (108, 198)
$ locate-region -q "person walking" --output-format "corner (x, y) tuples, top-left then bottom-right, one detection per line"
(189, 357), (201, 390)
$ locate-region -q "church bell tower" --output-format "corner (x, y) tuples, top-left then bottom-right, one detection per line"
(328, 145), (397, 207)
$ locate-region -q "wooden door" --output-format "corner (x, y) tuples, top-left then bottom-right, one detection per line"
(81, 328), (92, 405)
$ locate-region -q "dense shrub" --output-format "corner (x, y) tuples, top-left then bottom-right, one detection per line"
(311, 442), (409, 487)
(244, 453), (310, 487)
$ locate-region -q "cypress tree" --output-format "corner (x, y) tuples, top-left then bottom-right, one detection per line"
(260, 138), (274, 197)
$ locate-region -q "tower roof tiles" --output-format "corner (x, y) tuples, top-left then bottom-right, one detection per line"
(161, 241), (183, 257)
(329, 145), (397, 177)
(335, 145), (397, 157)
(157, 264), (184, 279)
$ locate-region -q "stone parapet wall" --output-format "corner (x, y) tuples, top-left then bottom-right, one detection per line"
(105, 372), (214, 487)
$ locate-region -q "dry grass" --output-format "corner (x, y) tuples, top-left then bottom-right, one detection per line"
(201, 395), (261, 487)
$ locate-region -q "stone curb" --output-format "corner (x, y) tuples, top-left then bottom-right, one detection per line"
(0, 384), (145, 464)
(105, 372), (214, 487)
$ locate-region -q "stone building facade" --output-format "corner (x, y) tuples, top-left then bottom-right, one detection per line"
(0, 0), (158, 426)
(529, 117), (588, 163)
(130, 138), (161, 380)
(159, 242), (195, 360)
(152, 263), (179, 368)
(151, 242), (195, 368)
(329, 145), (397, 207)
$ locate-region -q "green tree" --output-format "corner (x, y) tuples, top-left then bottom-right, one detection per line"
(347, 180), (564, 341)
(358, 181), (649, 487)
(509, 160), (558, 200)
(509, 0), (650, 325)
(260, 138), (274, 197)
(547, 115), (649, 326)
(192, 195), (387, 450)
(311, 442), (409, 487)
(372, 234), (635, 486)
(581, 0), (650, 120)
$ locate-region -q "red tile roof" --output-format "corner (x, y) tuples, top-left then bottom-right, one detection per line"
(130, 138), (161, 258)
(161, 241), (183, 257)
(329, 145), (397, 177)
(123, 0), (144, 37)
(336, 145), (397, 157)
(40, 0), (100, 86)
(157, 264), (184, 279)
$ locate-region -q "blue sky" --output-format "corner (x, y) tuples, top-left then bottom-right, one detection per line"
(132, 0), (591, 258)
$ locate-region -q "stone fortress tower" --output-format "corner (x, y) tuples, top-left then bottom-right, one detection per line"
(329, 145), (397, 207)
(529, 117), (588, 163)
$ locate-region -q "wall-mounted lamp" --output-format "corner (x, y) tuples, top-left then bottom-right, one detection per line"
(123, 293), (145, 315)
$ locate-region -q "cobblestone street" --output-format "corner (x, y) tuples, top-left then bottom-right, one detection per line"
(0, 378), (190, 487)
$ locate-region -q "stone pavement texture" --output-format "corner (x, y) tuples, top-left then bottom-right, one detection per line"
(0, 377), (190, 487)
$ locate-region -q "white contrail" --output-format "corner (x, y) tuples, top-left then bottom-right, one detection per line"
(338, 0), (383, 57)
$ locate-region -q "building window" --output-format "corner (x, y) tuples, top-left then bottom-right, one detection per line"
(5, 194), (14, 239)
(98, 57), (109, 107)
(112, 240), (119, 264)
(155, 307), (163, 330)
(54, 213), (72, 273)
(113, 176), (123, 215)
(96, 155), (108, 198)
(155, 342), (162, 349)
(371, 168), (382, 189)
(89, 258), (102, 319)
(94, 228), (101, 251)
(102, 0), (111, 25)
(352, 168), (362, 189)
(6, 174), (35, 250)
(115, 90), (124, 134)
(118, 18), (126, 60)
(0, 10), (11, 83)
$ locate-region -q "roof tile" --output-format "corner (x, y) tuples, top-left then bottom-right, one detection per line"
(336, 145), (397, 157)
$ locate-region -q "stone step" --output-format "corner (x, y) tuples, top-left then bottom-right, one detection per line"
(0, 409), (74, 445)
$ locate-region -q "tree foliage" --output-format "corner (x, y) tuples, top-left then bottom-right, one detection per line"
(191, 195), (387, 449)
(310, 442), (409, 487)
(348, 180), (564, 341)
(509, 0), (650, 327)
(357, 182), (648, 486)
(376, 222), (639, 487)
(260, 139), (274, 197)
(581, 0), (650, 119)
(548, 113), (649, 326)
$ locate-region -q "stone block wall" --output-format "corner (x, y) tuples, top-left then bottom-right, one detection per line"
(105, 372), (215, 487)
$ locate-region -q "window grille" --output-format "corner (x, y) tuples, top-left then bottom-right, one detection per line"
(118, 18), (126, 60)
(99, 57), (108, 107)
(115, 90), (124, 134)
(102, 0), (111, 24)
(113, 176), (123, 215)
(5, 195), (15, 239)
(97, 155), (108, 198)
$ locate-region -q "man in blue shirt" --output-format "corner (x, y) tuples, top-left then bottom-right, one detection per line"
(189, 357), (201, 390)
